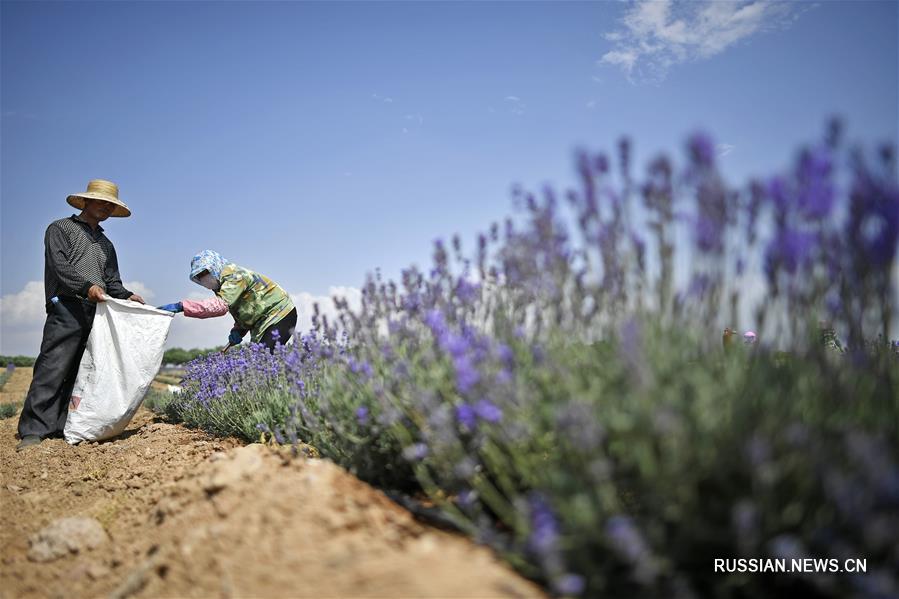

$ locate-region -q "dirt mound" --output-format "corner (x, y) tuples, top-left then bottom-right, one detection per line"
(1, 377), (543, 598)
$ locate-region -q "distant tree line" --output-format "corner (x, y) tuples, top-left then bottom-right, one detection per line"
(162, 347), (218, 365)
(1, 355), (36, 367)
(2, 350), (216, 367)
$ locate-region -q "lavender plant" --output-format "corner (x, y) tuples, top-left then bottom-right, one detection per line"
(164, 121), (898, 598)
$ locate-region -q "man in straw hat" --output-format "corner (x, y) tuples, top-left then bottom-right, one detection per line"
(16, 179), (145, 451)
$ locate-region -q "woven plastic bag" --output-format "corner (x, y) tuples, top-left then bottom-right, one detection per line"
(64, 298), (174, 444)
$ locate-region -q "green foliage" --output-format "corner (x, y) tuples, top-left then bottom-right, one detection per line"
(0, 402), (19, 419)
(142, 389), (174, 414)
(0, 355), (35, 367)
(162, 347), (217, 365)
(153, 385), (294, 443)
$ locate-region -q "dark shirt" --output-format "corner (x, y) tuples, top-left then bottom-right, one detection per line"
(43, 215), (132, 303)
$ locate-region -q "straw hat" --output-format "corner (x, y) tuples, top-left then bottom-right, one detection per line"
(66, 179), (131, 217)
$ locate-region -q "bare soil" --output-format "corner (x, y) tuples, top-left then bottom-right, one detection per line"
(0, 368), (544, 599)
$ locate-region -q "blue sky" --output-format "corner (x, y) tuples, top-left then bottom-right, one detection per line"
(2, 0), (897, 354)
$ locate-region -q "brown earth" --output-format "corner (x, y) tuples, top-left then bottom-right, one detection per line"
(0, 370), (545, 599)
(1, 366), (33, 404)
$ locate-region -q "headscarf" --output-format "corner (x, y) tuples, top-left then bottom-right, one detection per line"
(189, 250), (229, 283)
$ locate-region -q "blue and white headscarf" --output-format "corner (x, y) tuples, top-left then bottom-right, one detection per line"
(189, 250), (229, 283)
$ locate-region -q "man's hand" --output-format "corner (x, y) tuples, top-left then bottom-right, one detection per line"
(87, 285), (106, 303)
(129, 294), (145, 304)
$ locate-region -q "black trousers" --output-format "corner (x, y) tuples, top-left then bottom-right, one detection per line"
(259, 308), (298, 352)
(18, 298), (96, 439)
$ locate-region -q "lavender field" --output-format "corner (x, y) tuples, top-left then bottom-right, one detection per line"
(154, 122), (899, 598)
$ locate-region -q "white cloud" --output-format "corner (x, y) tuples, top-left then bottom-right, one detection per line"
(600, 49), (640, 72)
(165, 315), (231, 351)
(716, 143), (736, 157)
(290, 286), (362, 337)
(401, 113), (424, 135)
(504, 96), (526, 116)
(123, 281), (155, 301)
(0, 281), (46, 325)
(600, 0), (807, 82)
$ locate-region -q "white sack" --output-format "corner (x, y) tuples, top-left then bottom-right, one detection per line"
(64, 298), (174, 444)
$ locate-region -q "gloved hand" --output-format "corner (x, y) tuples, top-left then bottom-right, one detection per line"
(157, 302), (183, 313)
(228, 329), (246, 346)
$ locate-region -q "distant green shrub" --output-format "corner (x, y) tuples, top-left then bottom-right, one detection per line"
(0, 403), (19, 419)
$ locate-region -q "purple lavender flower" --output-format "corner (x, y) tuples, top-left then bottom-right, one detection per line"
(731, 500), (758, 538)
(768, 535), (807, 561)
(457, 488), (478, 507)
(527, 494), (560, 555)
(694, 215), (724, 254)
(453, 355), (480, 393)
(455, 278), (480, 305)
(767, 175), (791, 221)
(595, 152), (610, 174)
(377, 406), (402, 427)
(556, 402), (604, 451)
(272, 426), (285, 444)
(744, 435), (771, 467)
(553, 574), (585, 596)
(687, 273), (711, 298)
(605, 515), (650, 564)
(355, 406), (369, 426)
(796, 145), (836, 219)
(402, 442), (428, 461)
(401, 294), (421, 312)
(496, 344), (514, 367)
(424, 308), (446, 335)
(474, 399), (502, 423)
(846, 173), (899, 267)
(439, 331), (470, 359)
(688, 132), (715, 168)
(433, 238), (448, 272)
(764, 228), (817, 281)
(826, 294), (843, 317)
(456, 403), (477, 429)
